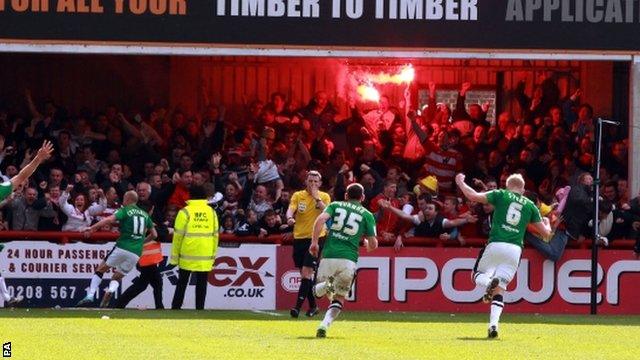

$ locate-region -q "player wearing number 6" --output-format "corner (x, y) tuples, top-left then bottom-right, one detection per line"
(455, 173), (551, 339)
(77, 190), (157, 308)
(309, 183), (378, 338)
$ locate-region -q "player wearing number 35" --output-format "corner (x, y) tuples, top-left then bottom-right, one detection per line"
(455, 173), (551, 339)
(77, 190), (157, 308)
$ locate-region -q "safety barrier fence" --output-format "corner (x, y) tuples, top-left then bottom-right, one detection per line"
(0, 231), (635, 249)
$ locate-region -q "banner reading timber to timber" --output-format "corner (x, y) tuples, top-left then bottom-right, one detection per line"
(277, 247), (640, 314)
(0, 241), (277, 310)
(1, 1), (640, 51)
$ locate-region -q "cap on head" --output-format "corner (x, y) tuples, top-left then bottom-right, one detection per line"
(418, 176), (438, 193)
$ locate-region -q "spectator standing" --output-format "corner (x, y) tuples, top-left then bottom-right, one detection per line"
(170, 186), (219, 310)
(58, 185), (107, 231)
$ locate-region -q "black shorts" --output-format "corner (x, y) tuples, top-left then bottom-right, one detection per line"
(292, 238), (324, 269)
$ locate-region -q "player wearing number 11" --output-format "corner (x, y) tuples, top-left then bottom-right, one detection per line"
(77, 191), (157, 308)
(455, 173), (551, 339)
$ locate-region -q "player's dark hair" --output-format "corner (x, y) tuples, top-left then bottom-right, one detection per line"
(346, 183), (364, 201)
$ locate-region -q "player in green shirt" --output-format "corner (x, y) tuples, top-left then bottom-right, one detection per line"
(77, 191), (157, 308)
(0, 140), (54, 308)
(309, 183), (378, 338)
(456, 173), (551, 339)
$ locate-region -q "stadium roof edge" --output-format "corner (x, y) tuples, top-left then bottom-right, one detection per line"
(0, 41), (633, 61)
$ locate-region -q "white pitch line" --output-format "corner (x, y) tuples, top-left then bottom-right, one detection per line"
(251, 309), (283, 317)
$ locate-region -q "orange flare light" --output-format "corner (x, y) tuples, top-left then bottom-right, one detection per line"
(357, 85), (380, 102)
(366, 65), (415, 85)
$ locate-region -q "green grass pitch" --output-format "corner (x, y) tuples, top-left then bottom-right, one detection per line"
(0, 309), (637, 359)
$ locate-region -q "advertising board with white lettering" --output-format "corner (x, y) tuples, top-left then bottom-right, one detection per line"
(0, 241), (277, 310)
(1, 1), (640, 51)
(277, 246), (640, 314)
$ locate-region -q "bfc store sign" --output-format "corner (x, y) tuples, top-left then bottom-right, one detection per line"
(277, 247), (640, 314)
(1, 1), (640, 51)
(0, 241), (277, 310)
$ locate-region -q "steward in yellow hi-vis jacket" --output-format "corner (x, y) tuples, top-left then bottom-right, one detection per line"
(170, 186), (219, 310)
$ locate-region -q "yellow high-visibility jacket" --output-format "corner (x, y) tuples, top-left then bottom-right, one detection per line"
(170, 199), (219, 272)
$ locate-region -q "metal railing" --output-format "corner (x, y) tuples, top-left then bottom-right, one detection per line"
(0, 231), (635, 249)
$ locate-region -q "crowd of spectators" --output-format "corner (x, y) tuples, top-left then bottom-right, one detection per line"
(0, 75), (638, 256)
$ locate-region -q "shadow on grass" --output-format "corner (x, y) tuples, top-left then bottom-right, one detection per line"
(457, 337), (495, 341)
(1, 309), (640, 326)
(295, 336), (346, 340)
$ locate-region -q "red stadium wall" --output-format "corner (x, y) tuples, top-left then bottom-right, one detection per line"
(0, 54), (170, 114)
(276, 247), (640, 315)
(0, 54), (612, 123)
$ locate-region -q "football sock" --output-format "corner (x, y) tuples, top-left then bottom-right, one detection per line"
(295, 278), (312, 310)
(87, 272), (104, 298)
(0, 276), (11, 301)
(490, 294), (504, 328)
(313, 281), (327, 298)
(307, 283), (317, 309)
(108, 280), (119, 293)
(473, 272), (491, 288)
(320, 300), (343, 329)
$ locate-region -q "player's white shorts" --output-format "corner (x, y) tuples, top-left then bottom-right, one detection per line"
(473, 242), (522, 289)
(317, 258), (357, 297)
(105, 247), (139, 275)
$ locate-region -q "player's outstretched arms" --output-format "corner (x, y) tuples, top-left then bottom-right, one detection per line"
(455, 173), (489, 204)
(83, 215), (117, 238)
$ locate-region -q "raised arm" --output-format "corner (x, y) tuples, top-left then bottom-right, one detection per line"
(452, 82), (472, 120)
(58, 186), (76, 216)
(118, 113), (144, 139)
(10, 140), (54, 190)
(86, 189), (107, 216)
(25, 89), (43, 120)
(455, 173), (489, 204)
(408, 111), (428, 144)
